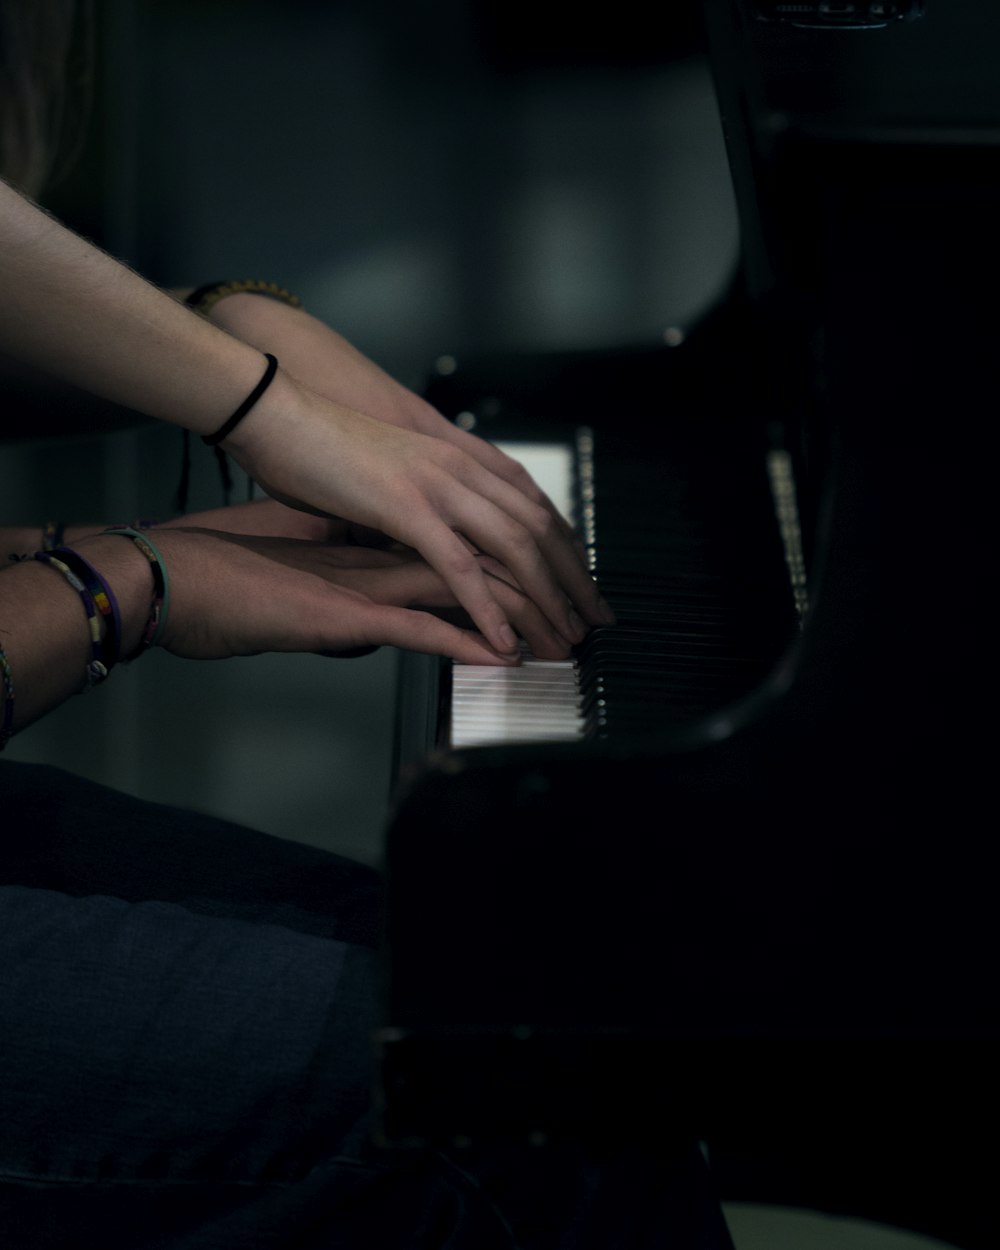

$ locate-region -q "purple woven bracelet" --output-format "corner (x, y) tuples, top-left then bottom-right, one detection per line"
(51, 546), (123, 670)
(33, 551), (110, 685)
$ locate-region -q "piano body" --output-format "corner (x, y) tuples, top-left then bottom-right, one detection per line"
(380, 3), (999, 1245)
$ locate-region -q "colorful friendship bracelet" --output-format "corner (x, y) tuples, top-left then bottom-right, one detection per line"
(39, 519), (156, 559)
(33, 552), (110, 686)
(50, 546), (123, 670)
(0, 640), (14, 749)
(3, 527), (167, 745)
(102, 526), (170, 652)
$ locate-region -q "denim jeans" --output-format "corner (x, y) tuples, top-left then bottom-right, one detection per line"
(0, 760), (733, 1249)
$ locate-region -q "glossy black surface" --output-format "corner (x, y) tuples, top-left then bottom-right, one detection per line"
(383, 4), (999, 1244)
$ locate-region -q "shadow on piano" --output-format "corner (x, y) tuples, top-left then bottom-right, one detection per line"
(379, 4), (999, 1247)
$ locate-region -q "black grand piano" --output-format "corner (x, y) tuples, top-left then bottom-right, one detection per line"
(380, 3), (999, 1245)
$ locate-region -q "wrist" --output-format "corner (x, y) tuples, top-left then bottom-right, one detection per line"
(218, 368), (371, 527)
(0, 534), (160, 738)
(186, 280), (302, 317)
(206, 290), (286, 331)
(207, 292), (310, 358)
(213, 363), (309, 474)
(73, 534), (158, 659)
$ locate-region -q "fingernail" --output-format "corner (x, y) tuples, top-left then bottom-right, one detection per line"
(499, 623), (519, 652)
(566, 608), (587, 642)
(597, 595), (616, 625)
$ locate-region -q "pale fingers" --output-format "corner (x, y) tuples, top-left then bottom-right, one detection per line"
(228, 382), (604, 651)
(422, 470), (603, 643)
(149, 527), (520, 664)
(371, 604), (520, 666)
(433, 419), (578, 541)
(404, 517), (521, 655)
(336, 557), (574, 661)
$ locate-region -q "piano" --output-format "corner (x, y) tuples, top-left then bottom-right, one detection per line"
(394, 294), (804, 769)
(379, 3), (999, 1246)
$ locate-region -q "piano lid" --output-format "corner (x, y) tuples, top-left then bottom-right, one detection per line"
(705, 0), (1000, 307)
(710, 0), (1000, 139)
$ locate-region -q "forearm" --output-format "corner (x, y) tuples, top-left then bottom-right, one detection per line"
(0, 180), (266, 436)
(0, 182), (605, 654)
(203, 292), (432, 429)
(0, 534), (153, 735)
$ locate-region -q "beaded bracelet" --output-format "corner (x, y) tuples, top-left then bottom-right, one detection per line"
(50, 546), (123, 670)
(0, 640), (14, 749)
(183, 278), (303, 316)
(33, 552), (110, 686)
(102, 526), (170, 652)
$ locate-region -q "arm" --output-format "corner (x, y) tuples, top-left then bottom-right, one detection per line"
(1, 499), (575, 669)
(0, 183), (266, 435)
(0, 503), (342, 563)
(202, 291), (584, 551)
(0, 180), (611, 654)
(3, 526), (573, 742)
(174, 288), (436, 435)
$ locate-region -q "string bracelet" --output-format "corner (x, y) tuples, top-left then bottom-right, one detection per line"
(50, 546), (123, 670)
(41, 521), (66, 552)
(201, 352), (278, 448)
(0, 640), (14, 749)
(183, 279), (302, 316)
(33, 552), (110, 686)
(102, 526), (170, 653)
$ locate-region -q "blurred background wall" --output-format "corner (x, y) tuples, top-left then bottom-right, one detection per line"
(1, 0), (738, 865)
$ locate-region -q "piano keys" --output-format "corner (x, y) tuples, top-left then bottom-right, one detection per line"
(450, 647), (584, 747)
(448, 427), (802, 750)
(449, 438), (584, 749)
(430, 409), (801, 759)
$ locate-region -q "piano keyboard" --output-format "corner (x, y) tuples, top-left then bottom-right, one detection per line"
(450, 645), (583, 746)
(450, 440), (583, 749)
(447, 427), (800, 751)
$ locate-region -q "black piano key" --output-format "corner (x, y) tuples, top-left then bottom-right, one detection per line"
(574, 429), (798, 740)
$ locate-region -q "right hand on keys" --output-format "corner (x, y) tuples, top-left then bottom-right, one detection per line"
(221, 371), (613, 660)
(75, 527), (575, 666)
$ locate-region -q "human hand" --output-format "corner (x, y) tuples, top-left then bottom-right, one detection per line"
(222, 372), (613, 656)
(204, 294), (437, 434)
(81, 527), (530, 666)
(205, 294), (577, 544)
(180, 531), (576, 661)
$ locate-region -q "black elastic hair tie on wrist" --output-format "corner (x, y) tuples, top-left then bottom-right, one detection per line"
(202, 353), (279, 447)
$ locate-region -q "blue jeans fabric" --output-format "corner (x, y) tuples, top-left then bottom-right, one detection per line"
(0, 760), (733, 1249)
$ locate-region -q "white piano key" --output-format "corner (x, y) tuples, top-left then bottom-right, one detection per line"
(448, 441), (584, 749)
(493, 441), (576, 526)
(450, 649), (583, 748)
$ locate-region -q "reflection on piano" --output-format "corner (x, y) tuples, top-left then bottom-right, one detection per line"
(379, 2), (999, 1246)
